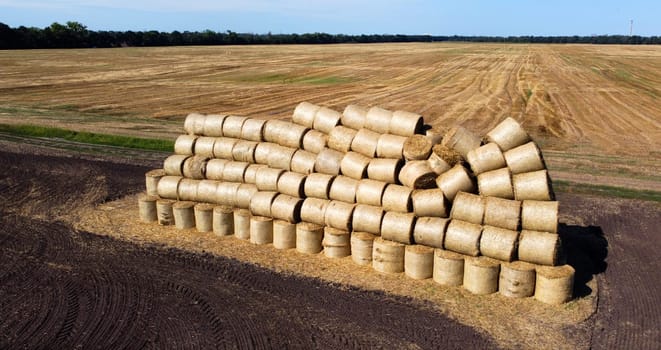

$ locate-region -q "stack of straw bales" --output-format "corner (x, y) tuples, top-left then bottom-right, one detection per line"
(139, 104), (572, 305)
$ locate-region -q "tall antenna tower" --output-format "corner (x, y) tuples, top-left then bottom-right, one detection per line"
(629, 19), (633, 36)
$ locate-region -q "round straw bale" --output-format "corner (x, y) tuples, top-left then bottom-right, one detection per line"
(534, 265), (575, 304)
(485, 117), (531, 152)
(499, 261), (536, 298)
(324, 201), (355, 231)
(300, 198), (330, 225)
(315, 148), (343, 175)
(403, 135), (433, 161)
(477, 167), (514, 199)
(215, 182), (240, 206)
(412, 189), (448, 217)
(466, 143), (506, 175)
(191, 114), (208, 135)
(278, 124), (309, 149)
(381, 212), (415, 244)
(271, 194), (303, 223)
(313, 107), (342, 134)
(177, 179), (199, 201)
(184, 113), (204, 135)
(157, 175), (182, 199)
(231, 140), (258, 163)
(365, 106), (393, 134)
(390, 110), (424, 137)
(183, 155), (209, 180)
(138, 194), (158, 223)
(173, 201), (195, 229)
(296, 222), (324, 254)
(352, 204), (384, 235)
(238, 118), (265, 142)
(329, 176), (359, 203)
(328, 126), (357, 153)
(449, 192), (484, 225)
(221, 115), (248, 139)
(372, 237), (405, 274)
(249, 191), (278, 217)
(273, 220), (296, 249)
(193, 136), (216, 157)
(277, 171), (306, 198)
(222, 161), (249, 183)
(444, 220), (482, 256)
(290, 150), (317, 175)
(263, 120), (287, 143)
(235, 184), (258, 209)
(233, 209), (251, 240)
(243, 164), (268, 184)
(340, 152), (370, 179)
(174, 135), (197, 155)
(433, 249), (465, 286)
(267, 145), (297, 171)
(367, 158), (403, 184)
(413, 217), (449, 248)
(163, 154), (189, 176)
(255, 167), (284, 191)
(432, 144), (464, 167)
(376, 134), (407, 159)
(342, 104), (367, 130)
(304, 173), (335, 199)
(381, 184), (412, 212)
(194, 203), (214, 232)
(480, 225), (519, 261)
(293, 102), (321, 128)
(463, 257), (501, 295)
(212, 137), (239, 160)
(253, 142), (276, 165)
(435, 164), (475, 202)
(512, 170), (554, 201)
(441, 126), (481, 158)
(323, 227), (351, 258)
(483, 197), (521, 231)
(356, 179), (387, 206)
(405, 245), (434, 279)
(250, 216), (273, 245)
(203, 114), (226, 136)
(504, 141), (545, 174)
(204, 159), (229, 180)
(518, 230), (562, 266)
(351, 232), (376, 266)
(521, 200), (558, 233)
(424, 128), (444, 146)
(145, 169), (166, 196)
(427, 153), (451, 176)
(398, 160), (437, 189)
(302, 129), (328, 154)
(351, 129), (380, 157)
(213, 206), (234, 236)
(156, 199), (176, 226)
(196, 180), (219, 203)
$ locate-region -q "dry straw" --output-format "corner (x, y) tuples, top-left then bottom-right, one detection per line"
(163, 154), (189, 176)
(263, 120), (287, 143)
(463, 257), (501, 295)
(173, 201), (196, 230)
(313, 107), (342, 134)
(413, 217), (449, 248)
(194, 203), (214, 232)
(290, 150), (317, 175)
(518, 230), (562, 266)
(296, 222), (324, 254)
(433, 249), (465, 286)
(222, 161), (249, 183)
(432, 144), (463, 166)
(404, 245), (434, 280)
(435, 164), (475, 202)
(499, 261), (536, 298)
(324, 200), (356, 231)
(240, 118), (267, 142)
(145, 169), (166, 196)
(480, 225), (519, 262)
(156, 199), (176, 226)
(403, 135), (433, 161)
(340, 152), (370, 179)
(485, 117), (531, 152)
(300, 198), (330, 225)
(157, 175), (182, 199)
(444, 220), (482, 256)
(351, 232), (376, 266)
(255, 167), (284, 191)
(216, 182), (241, 207)
(212, 206), (234, 236)
(233, 209), (251, 240)
(351, 128), (380, 157)
(243, 164), (268, 184)
(293, 101), (321, 128)
(184, 113), (204, 135)
(398, 160), (437, 189)
(356, 179), (387, 206)
(483, 197), (521, 231)
(365, 106), (393, 134)
(203, 114), (226, 136)
(372, 237), (405, 274)
(504, 141), (546, 174)
(466, 143), (506, 175)
(193, 136), (216, 157)
(352, 204), (384, 235)
(450, 192), (485, 225)
(235, 183), (258, 209)
(381, 184), (412, 213)
(250, 216), (274, 245)
(376, 134), (407, 159)
(304, 173), (335, 199)
(477, 167), (514, 199)
(183, 155), (209, 179)
(521, 200), (559, 233)
(277, 171), (306, 198)
(205, 159), (229, 180)
(271, 194), (303, 223)
(231, 140), (258, 163)
(302, 129), (328, 154)
(249, 191), (278, 217)
(390, 110), (424, 136)
(512, 170), (554, 201)
(329, 176), (359, 203)
(367, 158), (403, 184)
(381, 212), (416, 244)
(323, 227), (351, 258)
(277, 123), (309, 149)
(177, 179), (199, 201)
(412, 189), (448, 217)
(328, 125), (358, 153)
(196, 180), (219, 203)
(441, 126), (481, 158)
(273, 220), (297, 250)
(138, 194), (158, 223)
(212, 137), (239, 160)
(315, 148), (344, 175)
(342, 104), (368, 130)
(174, 135), (197, 155)
(253, 142), (276, 165)
(222, 115), (248, 139)
(534, 265), (575, 304)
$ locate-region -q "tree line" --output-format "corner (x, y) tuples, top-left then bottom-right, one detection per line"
(1, 21), (659, 49)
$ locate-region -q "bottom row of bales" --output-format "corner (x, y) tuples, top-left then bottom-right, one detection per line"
(139, 194), (574, 305)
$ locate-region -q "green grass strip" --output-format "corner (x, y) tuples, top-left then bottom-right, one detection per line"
(0, 123), (173, 152)
(554, 180), (661, 203)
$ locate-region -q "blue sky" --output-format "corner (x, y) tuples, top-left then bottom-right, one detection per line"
(0, 0), (659, 36)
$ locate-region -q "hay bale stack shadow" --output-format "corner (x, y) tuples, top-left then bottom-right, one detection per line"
(558, 223), (608, 298)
